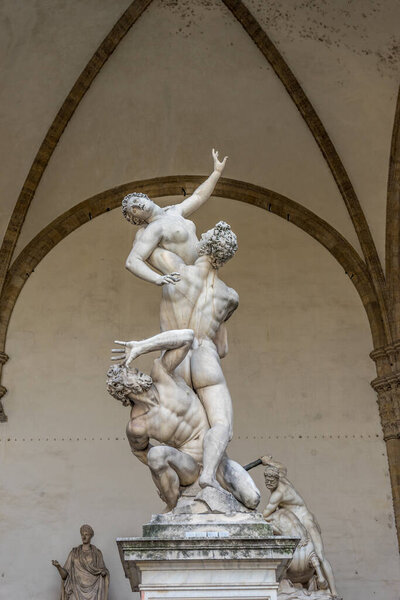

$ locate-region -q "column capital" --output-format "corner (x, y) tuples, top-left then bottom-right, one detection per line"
(371, 374), (400, 441)
(370, 339), (400, 377)
(0, 385), (7, 423)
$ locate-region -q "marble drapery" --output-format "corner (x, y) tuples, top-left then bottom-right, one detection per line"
(60, 545), (109, 600)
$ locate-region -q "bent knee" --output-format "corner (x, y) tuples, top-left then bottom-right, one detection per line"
(247, 488), (261, 510)
(147, 446), (169, 472)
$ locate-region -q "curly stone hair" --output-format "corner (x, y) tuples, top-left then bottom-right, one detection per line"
(197, 221), (238, 269)
(264, 465), (280, 478)
(121, 192), (151, 225)
(106, 364), (153, 405)
(80, 524), (94, 537)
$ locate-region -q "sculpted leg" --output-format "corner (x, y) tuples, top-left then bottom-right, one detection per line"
(196, 384), (233, 491)
(309, 553), (328, 590)
(199, 422), (231, 491)
(307, 526), (338, 596)
(147, 446), (200, 510)
(191, 346), (233, 491)
(217, 455), (260, 509)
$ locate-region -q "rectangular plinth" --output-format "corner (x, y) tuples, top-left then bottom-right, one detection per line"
(117, 535), (298, 599)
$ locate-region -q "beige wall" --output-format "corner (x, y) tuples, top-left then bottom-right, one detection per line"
(1, 1), (400, 599)
(2, 201), (399, 599)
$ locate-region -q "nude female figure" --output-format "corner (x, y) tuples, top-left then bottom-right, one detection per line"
(123, 148), (227, 286)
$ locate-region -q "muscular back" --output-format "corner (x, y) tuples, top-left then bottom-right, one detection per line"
(160, 262), (239, 340)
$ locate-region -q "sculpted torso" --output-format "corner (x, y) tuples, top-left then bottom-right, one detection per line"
(136, 209), (200, 273)
(159, 259), (239, 341)
(276, 479), (307, 509)
(128, 360), (207, 461)
(272, 479), (319, 531)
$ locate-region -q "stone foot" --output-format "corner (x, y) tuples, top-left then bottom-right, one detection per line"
(199, 474), (225, 493)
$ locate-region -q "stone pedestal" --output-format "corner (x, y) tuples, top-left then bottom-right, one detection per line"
(117, 495), (298, 600)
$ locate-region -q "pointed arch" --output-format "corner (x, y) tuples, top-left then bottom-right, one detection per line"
(221, 0), (390, 342)
(386, 86), (400, 339)
(0, 0), (154, 296)
(0, 177), (386, 360)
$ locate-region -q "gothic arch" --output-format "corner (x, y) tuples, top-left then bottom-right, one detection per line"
(0, 176), (385, 353)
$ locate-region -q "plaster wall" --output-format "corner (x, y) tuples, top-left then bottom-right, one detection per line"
(1, 199), (399, 599)
(0, 0), (129, 242)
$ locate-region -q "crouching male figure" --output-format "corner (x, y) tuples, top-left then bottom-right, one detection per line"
(107, 329), (260, 512)
(262, 457), (339, 598)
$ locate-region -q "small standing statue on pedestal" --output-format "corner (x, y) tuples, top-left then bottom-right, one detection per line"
(52, 524), (109, 600)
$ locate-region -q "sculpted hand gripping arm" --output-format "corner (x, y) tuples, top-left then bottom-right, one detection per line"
(125, 223), (181, 287)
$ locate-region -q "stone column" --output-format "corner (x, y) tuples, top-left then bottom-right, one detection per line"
(371, 342), (400, 549)
(0, 351), (8, 422)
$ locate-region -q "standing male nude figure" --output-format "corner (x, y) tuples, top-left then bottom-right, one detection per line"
(152, 221), (240, 491)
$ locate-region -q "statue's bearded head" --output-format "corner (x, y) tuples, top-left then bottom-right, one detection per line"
(106, 363), (153, 405)
(80, 524), (94, 544)
(122, 192), (155, 225)
(264, 466), (280, 490)
(197, 221), (238, 269)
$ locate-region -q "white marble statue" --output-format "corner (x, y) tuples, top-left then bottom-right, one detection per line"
(122, 151), (239, 492)
(107, 329), (260, 511)
(261, 457), (340, 599)
(52, 524), (109, 600)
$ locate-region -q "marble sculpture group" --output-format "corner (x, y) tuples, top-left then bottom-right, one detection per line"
(105, 150), (339, 599)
